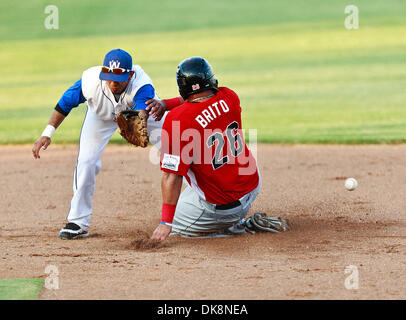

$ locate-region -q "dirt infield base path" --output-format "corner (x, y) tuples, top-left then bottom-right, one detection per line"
(0, 144), (405, 300)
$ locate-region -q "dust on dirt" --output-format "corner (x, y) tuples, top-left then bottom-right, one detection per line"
(126, 231), (165, 251)
(0, 144), (405, 299)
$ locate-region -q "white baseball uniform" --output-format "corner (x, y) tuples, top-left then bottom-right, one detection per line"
(56, 65), (166, 231)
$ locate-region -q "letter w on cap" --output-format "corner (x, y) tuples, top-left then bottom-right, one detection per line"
(109, 60), (121, 68)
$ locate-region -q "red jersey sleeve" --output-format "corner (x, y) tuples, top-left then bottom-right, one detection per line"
(160, 113), (192, 177)
(163, 97), (183, 110)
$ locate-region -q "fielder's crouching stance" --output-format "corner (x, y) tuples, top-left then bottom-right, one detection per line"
(32, 49), (167, 239)
(151, 57), (289, 240)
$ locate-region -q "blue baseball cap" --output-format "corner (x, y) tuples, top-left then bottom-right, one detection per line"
(99, 49), (132, 82)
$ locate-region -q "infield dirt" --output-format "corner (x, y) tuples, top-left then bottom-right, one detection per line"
(0, 144), (405, 299)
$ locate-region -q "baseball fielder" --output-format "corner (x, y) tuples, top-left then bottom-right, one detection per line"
(150, 56), (288, 240)
(32, 49), (167, 239)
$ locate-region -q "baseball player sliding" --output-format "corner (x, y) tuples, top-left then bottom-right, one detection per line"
(32, 49), (166, 239)
(150, 56), (289, 240)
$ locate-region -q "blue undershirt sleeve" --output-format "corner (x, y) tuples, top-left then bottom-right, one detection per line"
(132, 84), (155, 110)
(55, 79), (86, 116)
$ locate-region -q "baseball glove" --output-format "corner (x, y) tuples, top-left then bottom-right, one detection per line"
(244, 212), (289, 234)
(116, 109), (149, 147)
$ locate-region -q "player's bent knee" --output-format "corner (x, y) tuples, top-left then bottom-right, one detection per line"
(77, 157), (100, 169)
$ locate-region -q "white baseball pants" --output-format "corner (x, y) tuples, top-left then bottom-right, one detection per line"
(171, 172), (261, 238)
(66, 109), (165, 231)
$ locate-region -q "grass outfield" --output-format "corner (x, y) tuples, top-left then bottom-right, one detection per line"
(0, 278), (44, 300)
(0, 0), (405, 144)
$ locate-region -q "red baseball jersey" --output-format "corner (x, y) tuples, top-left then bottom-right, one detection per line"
(160, 87), (259, 205)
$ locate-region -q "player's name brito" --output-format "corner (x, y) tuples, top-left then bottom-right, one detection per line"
(156, 303), (248, 317)
(195, 99), (230, 128)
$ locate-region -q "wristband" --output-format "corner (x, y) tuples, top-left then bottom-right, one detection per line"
(160, 221), (173, 227)
(163, 97), (183, 110)
(161, 203), (176, 223)
(41, 125), (56, 138)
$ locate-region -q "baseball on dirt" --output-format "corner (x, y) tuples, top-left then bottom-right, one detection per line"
(345, 178), (358, 191)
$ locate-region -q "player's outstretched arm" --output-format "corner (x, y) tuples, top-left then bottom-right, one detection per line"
(145, 99), (167, 121)
(145, 97), (184, 121)
(32, 110), (66, 159)
(151, 172), (183, 241)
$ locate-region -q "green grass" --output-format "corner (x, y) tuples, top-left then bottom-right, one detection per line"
(0, 0), (405, 144)
(0, 278), (44, 300)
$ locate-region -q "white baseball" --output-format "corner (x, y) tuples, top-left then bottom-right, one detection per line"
(345, 178), (358, 191)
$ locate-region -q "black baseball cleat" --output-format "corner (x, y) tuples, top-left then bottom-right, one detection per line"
(59, 222), (89, 240)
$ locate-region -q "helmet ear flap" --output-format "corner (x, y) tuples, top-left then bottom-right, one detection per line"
(213, 77), (218, 89)
(177, 76), (190, 100)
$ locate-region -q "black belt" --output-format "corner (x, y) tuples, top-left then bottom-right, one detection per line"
(215, 200), (241, 210)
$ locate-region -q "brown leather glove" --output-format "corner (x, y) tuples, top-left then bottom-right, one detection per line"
(116, 109), (149, 147)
